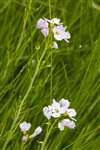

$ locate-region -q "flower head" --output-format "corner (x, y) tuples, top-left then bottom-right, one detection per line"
(30, 126), (43, 138)
(19, 121), (31, 132)
(36, 18), (71, 48)
(43, 97), (77, 132)
(58, 119), (76, 131)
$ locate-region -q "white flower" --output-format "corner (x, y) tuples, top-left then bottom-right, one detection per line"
(52, 25), (71, 42)
(43, 106), (52, 119)
(58, 121), (65, 131)
(51, 99), (61, 118)
(43, 98), (76, 121)
(22, 135), (28, 142)
(52, 41), (58, 49)
(30, 126), (43, 138)
(36, 18), (71, 46)
(59, 98), (70, 114)
(36, 18), (48, 29)
(19, 121), (31, 132)
(36, 18), (49, 37)
(66, 108), (77, 119)
(58, 119), (76, 131)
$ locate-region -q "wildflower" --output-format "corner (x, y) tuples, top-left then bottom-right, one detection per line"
(43, 106), (53, 120)
(36, 18), (48, 30)
(19, 121), (31, 132)
(52, 41), (58, 49)
(30, 126), (43, 138)
(36, 18), (71, 47)
(43, 97), (77, 132)
(51, 99), (62, 118)
(52, 25), (71, 42)
(58, 119), (76, 131)
(51, 99), (70, 116)
(59, 98), (70, 114)
(36, 18), (49, 37)
(22, 135), (28, 142)
(66, 108), (77, 118)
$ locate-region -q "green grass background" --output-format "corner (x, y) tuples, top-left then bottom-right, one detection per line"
(0, 0), (100, 149)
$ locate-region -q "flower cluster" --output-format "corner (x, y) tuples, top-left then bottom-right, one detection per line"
(43, 98), (76, 131)
(36, 18), (71, 48)
(19, 121), (42, 142)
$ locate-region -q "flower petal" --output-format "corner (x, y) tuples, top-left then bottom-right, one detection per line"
(43, 106), (52, 119)
(58, 121), (65, 131)
(19, 121), (31, 132)
(41, 28), (49, 37)
(66, 108), (77, 117)
(58, 119), (76, 130)
(36, 18), (48, 29)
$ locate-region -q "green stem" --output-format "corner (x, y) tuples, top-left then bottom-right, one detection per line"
(2, 44), (48, 150)
(41, 120), (57, 150)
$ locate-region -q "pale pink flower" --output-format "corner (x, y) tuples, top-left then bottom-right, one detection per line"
(36, 18), (49, 37)
(43, 106), (52, 119)
(58, 119), (76, 131)
(52, 25), (71, 42)
(19, 121), (31, 132)
(36, 18), (48, 29)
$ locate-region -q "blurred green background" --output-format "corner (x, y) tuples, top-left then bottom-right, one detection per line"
(0, 0), (100, 149)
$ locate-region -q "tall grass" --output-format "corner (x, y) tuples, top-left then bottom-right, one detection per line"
(0, 0), (100, 149)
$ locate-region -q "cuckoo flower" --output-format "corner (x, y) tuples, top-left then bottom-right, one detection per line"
(52, 25), (71, 42)
(43, 105), (53, 120)
(36, 18), (49, 37)
(43, 98), (77, 131)
(59, 98), (70, 114)
(43, 98), (76, 119)
(19, 121), (31, 132)
(20, 122), (43, 142)
(66, 108), (77, 119)
(51, 99), (62, 118)
(58, 119), (76, 131)
(36, 18), (71, 48)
